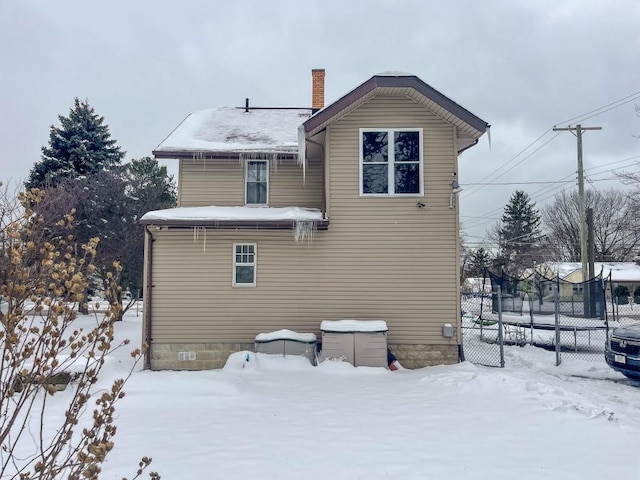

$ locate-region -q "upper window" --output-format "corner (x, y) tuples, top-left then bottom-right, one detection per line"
(360, 128), (423, 196)
(233, 243), (256, 287)
(245, 160), (268, 205)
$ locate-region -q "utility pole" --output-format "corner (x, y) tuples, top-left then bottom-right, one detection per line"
(553, 124), (601, 316)
(587, 207), (595, 317)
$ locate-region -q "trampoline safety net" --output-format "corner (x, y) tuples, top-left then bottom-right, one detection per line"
(483, 269), (607, 320)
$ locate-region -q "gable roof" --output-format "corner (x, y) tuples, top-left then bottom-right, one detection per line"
(154, 107), (311, 159)
(302, 73), (489, 151)
(153, 73), (489, 160)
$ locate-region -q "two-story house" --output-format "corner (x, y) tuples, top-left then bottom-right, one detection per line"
(140, 70), (489, 370)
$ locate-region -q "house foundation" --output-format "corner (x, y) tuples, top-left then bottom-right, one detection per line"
(149, 342), (254, 370)
(149, 342), (459, 370)
(388, 344), (459, 369)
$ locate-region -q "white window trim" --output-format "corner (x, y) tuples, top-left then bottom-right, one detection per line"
(232, 243), (257, 287)
(245, 160), (269, 206)
(359, 128), (424, 197)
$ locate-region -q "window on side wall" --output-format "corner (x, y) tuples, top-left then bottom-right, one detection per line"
(233, 243), (256, 287)
(360, 128), (423, 196)
(245, 160), (268, 205)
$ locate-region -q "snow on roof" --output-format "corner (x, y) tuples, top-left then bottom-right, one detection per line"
(376, 71), (416, 76)
(155, 107), (312, 154)
(544, 262), (640, 282)
(320, 320), (388, 333)
(141, 205), (323, 223)
(255, 329), (317, 343)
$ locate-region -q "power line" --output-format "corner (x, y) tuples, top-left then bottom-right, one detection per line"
(466, 180), (574, 186)
(554, 89), (640, 126)
(461, 129), (552, 196)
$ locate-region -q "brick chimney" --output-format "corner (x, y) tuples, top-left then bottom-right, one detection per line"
(311, 69), (325, 113)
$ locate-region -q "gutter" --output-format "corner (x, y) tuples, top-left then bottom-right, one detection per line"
(457, 138), (479, 155)
(305, 137), (326, 219)
(152, 150), (298, 160)
(139, 219), (330, 229)
(143, 225), (154, 370)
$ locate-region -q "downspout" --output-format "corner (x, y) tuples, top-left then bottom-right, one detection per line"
(305, 137), (326, 219)
(143, 225), (154, 370)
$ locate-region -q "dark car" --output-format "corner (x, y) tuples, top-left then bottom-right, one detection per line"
(605, 324), (640, 379)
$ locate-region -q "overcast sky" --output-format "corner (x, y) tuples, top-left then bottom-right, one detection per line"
(2, 0), (639, 245)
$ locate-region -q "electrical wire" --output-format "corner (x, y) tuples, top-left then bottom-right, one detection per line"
(555, 90), (640, 127)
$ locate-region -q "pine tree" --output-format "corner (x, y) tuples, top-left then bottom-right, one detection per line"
(497, 190), (543, 274)
(468, 247), (492, 278)
(26, 98), (125, 189)
(125, 156), (177, 211)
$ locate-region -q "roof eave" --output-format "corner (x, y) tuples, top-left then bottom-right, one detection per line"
(152, 150), (299, 160)
(303, 74), (489, 138)
(139, 218), (330, 229)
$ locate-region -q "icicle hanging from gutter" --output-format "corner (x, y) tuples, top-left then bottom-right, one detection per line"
(293, 219), (317, 243)
(297, 125), (306, 184)
(192, 226), (207, 253)
(192, 152), (206, 170)
(487, 127), (492, 150)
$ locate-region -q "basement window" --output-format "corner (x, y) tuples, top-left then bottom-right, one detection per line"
(360, 128), (423, 196)
(233, 243), (256, 287)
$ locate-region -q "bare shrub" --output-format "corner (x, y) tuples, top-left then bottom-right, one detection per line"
(0, 185), (158, 479)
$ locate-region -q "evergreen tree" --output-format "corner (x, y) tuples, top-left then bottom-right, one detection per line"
(26, 98), (125, 189)
(467, 247), (493, 278)
(125, 156), (177, 211)
(496, 190), (544, 274)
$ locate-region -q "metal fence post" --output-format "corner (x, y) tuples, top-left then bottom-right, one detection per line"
(497, 286), (505, 368)
(555, 275), (561, 366)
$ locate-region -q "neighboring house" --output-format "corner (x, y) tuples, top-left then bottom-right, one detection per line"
(462, 277), (491, 295)
(536, 262), (640, 299)
(140, 70), (489, 370)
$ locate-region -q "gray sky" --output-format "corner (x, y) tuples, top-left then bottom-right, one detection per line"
(2, 0), (639, 245)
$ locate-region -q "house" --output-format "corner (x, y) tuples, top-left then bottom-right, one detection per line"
(537, 262), (640, 300)
(140, 70), (489, 370)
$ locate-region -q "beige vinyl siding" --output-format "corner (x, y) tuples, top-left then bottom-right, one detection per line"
(149, 228), (456, 345)
(178, 158), (322, 208)
(323, 94), (459, 343)
(149, 94), (461, 347)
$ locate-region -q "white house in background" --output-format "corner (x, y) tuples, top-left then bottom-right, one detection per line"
(140, 70), (489, 370)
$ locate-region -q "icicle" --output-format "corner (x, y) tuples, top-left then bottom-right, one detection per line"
(192, 152), (206, 170)
(203, 227), (207, 253)
(487, 127), (492, 150)
(293, 220), (317, 243)
(297, 125), (306, 184)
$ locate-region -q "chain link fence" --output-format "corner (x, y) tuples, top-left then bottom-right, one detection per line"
(461, 270), (615, 367)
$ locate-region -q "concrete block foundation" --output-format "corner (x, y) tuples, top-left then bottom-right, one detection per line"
(149, 342), (460, 370)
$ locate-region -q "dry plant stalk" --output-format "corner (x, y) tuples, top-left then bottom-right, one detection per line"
(0, 186), (159, 479)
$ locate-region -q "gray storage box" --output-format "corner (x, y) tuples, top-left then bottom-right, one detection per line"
(254, 329), (317, 365)
(320, 320), (388, 367)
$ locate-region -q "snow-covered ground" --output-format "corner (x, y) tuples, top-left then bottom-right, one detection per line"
(9, 309), (640, 479)
(67, 310), (637, 479)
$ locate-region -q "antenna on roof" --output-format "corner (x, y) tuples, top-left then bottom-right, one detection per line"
(245, 98), (249, 113)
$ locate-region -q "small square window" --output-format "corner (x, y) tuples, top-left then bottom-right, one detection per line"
(233, 243), (256, 287)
